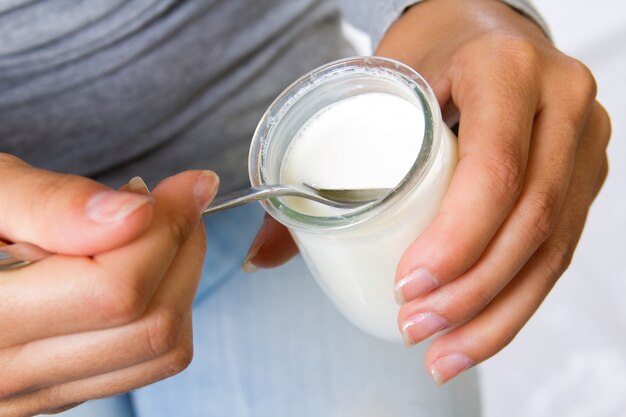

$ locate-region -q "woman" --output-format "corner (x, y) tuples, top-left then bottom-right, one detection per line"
(0, 0), (610, 415)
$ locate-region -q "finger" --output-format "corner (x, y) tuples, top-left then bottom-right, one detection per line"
(423, 102), (611, 385)
(394, 44), (541, 304)
(0, 218), (205, 398)
(1, 315), (194, 417)
(397, 58), (599, 344)
(0, 154), (153, 255)
(91, 170), (216, 315)
(0, 171), (217, 348)
(398, 68), (595, 343)
(242, 213), (298, 272)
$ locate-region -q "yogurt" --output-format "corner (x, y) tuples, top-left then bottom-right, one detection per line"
(249, 57), (458, 343)
(281, 93), (424, 217)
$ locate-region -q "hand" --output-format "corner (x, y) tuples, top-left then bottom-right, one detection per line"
(0, 154), (218, 416)
(376, 0), (610, 384)
(246, 0), (611, 385)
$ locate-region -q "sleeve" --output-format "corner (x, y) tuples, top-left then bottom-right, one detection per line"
(338, 0), (551, 48)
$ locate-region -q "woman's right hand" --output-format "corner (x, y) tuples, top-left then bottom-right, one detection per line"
(0, 154), (218, 416)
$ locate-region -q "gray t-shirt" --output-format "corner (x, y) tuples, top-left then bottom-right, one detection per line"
(0, 0), (546, 191)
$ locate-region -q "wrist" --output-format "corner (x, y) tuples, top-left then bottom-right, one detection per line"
(376, 0), (550, 78)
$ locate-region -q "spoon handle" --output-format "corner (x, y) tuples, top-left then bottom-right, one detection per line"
(202, 184), (391, 216)
(0, 185), (390, 271)
(201, 185), (293, 216)
(0, 242), (52, 271)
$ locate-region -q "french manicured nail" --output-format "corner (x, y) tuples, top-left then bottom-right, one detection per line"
(128, 176), (149, 194)
(430, 353), (474, 385)
(401, 312), (447, 345)
(242, 216), (271, 273)
(86, 191), (152, 224)
(193, 171), (220, 211)
(242, 243), (261, 273)
(394, 268), (439, 304)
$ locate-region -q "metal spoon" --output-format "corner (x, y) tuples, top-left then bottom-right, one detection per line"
(0, 184), (390, 271)
(203, 183), (390, 215)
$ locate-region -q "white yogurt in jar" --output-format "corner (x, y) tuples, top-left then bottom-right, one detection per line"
(279, 93), (456, 342)
(250, 57), (458, 343)
(281, 92), (424, 217)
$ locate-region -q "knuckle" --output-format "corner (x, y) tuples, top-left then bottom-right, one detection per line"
(503, 37), (540, 70)
(521, 187), (561, 243)
(494, 323), (521, 353)
(35, 385), (64, 414)
(143, 307), (185, 358)
(0, 352), (26, 399)
(435, 282), (495, 330)
(542, 239), (575, 282)
(566, 58), (598, 103)
(491, 35), (540, 84)
(0, 379), (13, 400)
(592, 102), (612, 148)
(466, 284), (496, 314)
(167, 209), (198, 246)
(481, 148), (524, 203)
(597, 156), (609, 192)
(162, 339), (194, 377)
(456, 34), (540, 85)
(91, 274), (147, 326)
(31, 174), (74, 214)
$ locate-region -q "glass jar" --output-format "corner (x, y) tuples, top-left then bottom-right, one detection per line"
(249, 57), (457, 343)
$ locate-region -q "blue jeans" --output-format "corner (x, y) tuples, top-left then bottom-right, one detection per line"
(58, 204), (480, 417)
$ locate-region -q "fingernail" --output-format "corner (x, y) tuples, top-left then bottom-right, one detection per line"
(430, 353), (474, 385)
(242, 243), (260, 273)
(394, 268), (439, 304)
(193, 171), (220, 211)
(86, 191), (152, 224)
(401, 313), (447, 346)
(242, 216), (270, 273)
(128, 176), (149, 194)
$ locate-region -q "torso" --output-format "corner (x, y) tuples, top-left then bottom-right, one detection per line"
(0, 0), (352, 190)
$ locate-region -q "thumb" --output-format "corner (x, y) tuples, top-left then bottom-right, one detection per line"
(242, 213), (299, 272)
(0, 154), (153, 255)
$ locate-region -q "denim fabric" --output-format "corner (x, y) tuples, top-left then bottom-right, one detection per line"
(56, 204), (480, 417)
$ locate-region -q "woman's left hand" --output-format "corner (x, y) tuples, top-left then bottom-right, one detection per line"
(246, 0), (611, 385)
(379, 0), (611, 385)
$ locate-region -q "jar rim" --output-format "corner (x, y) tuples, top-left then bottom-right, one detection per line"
(248, 56), (443, 231)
